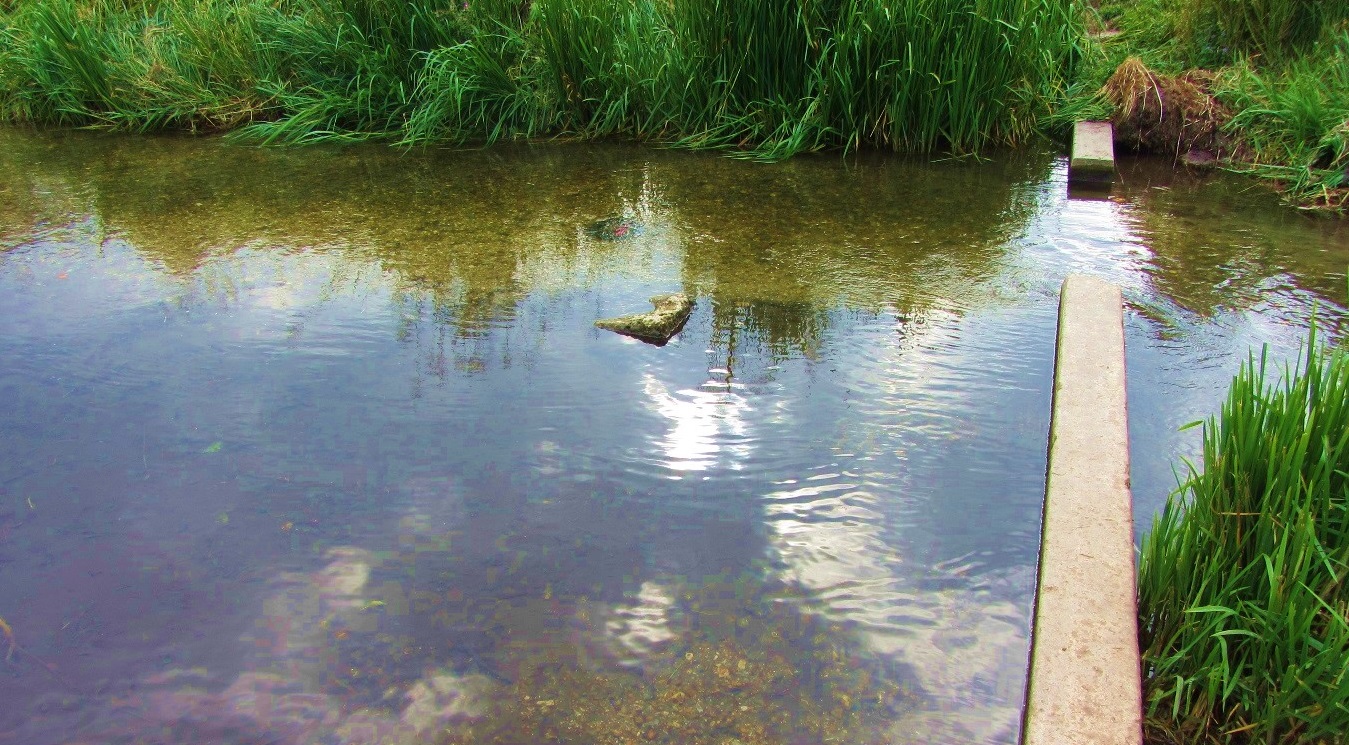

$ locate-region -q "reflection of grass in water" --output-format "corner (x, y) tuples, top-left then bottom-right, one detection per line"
(0, 128), (1049, 331)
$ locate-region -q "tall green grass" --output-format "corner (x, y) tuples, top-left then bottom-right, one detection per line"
(237, 0), (470, 143)
(1138, 332), (1349, 744)
(401, 20), (557, 145)
(0, 0), (1086, 156)
(1177, 0), (1346, 64)
(0, 0), (276, 129)
(1215, 29), (1349, 209)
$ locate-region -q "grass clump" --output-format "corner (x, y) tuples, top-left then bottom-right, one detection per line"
(1100, 55), (1233, 158)
(1137, 332), (1349, 744)
(0, 0), (277, 130)
(1217, 32), (1349, 211)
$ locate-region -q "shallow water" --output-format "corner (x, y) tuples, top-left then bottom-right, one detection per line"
(0, 129), (1346, 745)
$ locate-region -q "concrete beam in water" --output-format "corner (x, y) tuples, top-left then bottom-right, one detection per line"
(1023, 275), (1142, 745)
(1069, 121), (1116, 185)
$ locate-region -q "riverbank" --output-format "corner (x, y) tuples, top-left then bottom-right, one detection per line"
(2, 1), (1345, 212)
(1137, 329), (1349, 744)
(1060, 0), (1348, 211)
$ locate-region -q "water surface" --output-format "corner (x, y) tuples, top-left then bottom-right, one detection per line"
(1, 129), (1346, 745)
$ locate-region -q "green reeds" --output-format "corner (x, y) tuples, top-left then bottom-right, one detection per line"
(1216, 29), (1349, 210)
(1, 0), (115, 124)
(401, 16), (558, 145)
(0, 0), (1085, 156)
(0, 0), (275, 129)
(1138, 332), (1349, 744)
(237, 0), (465, 143)
(1178, 0), (1346, 63)
(825, 0), (1084, 154)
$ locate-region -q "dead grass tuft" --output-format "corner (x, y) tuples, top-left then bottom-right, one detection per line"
(1102, 56), (1235, 159)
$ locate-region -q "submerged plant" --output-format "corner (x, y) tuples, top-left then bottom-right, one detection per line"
(0, 614), (15, 662)
(428, 578), (912, 745)
(1138, 331), (1349, 744)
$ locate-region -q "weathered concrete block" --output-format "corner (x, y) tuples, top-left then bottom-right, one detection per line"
(1070, 121), (1116, 185)
(1024, 276), (1142, 745)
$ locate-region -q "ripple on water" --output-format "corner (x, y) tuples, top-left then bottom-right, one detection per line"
(3, 133), (1347, 745)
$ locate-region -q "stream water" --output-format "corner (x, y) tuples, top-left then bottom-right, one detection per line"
(1, 129), (1346, 745)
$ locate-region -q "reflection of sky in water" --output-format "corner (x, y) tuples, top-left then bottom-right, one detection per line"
(0, 130), (1347, 745)
(642, 371), (753, 473)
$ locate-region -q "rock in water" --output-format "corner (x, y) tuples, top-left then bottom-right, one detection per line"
(595, 294), (693, 345)
(586, 216), (642, 241)
(1182, 148), (1218, 169)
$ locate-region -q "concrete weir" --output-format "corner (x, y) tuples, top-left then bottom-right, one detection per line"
(1069, 121), (1116, 185)
(1023, 276), (1142, 745)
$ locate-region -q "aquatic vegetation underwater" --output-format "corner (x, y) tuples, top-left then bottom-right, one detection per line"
(0, 614), (15, 662)
(1137, 331), (1349, 744)
(59, 546), (914, 745)
(430, 585), (914, 745)
(0, 0), (1086, 156)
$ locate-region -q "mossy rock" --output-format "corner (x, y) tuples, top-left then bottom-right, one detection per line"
(595, 293), (693, 345)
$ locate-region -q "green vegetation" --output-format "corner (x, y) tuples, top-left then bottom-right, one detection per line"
(1137, 331), (1349, 744)
(0, 0), (1084, 157)
(1078, 0), (1349, 210)
(3, 0), (1345, 210)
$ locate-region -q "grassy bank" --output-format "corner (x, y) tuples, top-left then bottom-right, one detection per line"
(0, 0), (1084, 157)
(2, 1), (1345, 210)
(1137, 331), (1349, 744)
(1066, 0), (1349, 211)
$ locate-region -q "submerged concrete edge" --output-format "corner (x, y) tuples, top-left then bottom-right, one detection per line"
(1023, 276), (1142, 745)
